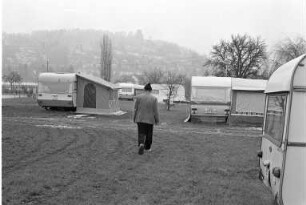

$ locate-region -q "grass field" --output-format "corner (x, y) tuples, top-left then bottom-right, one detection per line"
(2, 98), (273, 205)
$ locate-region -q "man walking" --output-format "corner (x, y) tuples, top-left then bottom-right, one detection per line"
(133, 83), (160, 155)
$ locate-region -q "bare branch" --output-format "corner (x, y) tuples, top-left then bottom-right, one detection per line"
(271, 36), (306, 74)
(206, 34), (267, 78)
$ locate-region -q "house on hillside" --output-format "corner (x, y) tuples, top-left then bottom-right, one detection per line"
(228, 78), (267, 126)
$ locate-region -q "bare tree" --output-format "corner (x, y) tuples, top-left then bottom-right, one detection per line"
(140, 67), (164, 84)
(100, 34), (113, 81)
(114, 74), (136, 84)
(3, 71), (22, 93)
(164, 71), (185, 111)
(205, 34), (267, 78)
(270, 36), (306, 75)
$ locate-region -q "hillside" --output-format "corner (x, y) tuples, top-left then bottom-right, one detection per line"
(2, 29), (207, 82)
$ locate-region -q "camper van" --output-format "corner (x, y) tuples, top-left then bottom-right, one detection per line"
(258, 54), (306, 205)
(189, 76), (231, 123)
(37, 73), (77, 110)
(150, 84), (186, 103)
(117, 83), (144, 100)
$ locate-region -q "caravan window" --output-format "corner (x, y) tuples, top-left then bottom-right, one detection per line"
(264, 94), (287, 146)
(151, 90), (159, 95)
(191, 87), (230, 102)
(121, 88), (133, 93)
(38, 82), (73, 94)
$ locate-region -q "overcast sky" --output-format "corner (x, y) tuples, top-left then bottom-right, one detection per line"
(2, 0), (306, 54)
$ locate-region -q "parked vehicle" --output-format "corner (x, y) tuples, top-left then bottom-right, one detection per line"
(37, 73), (77, 110)
(117, 83), (143, 100)
(151, 84), (186, 103)
(188, 76), (231, 123)
(258, 54), (306, 205)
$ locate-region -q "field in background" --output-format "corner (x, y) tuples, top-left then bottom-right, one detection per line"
(2, 98), (273, 205)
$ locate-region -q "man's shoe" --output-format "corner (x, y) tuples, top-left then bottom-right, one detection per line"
(138, 144), (144, 155)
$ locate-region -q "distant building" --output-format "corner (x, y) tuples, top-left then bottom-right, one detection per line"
(117, 82), (144, 100)
(189, 76), (232, 123)
(151, 84), (186, 103)
(188, 76), (267, 125)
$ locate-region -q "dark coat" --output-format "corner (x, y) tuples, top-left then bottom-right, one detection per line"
(133, 92), (160, 125)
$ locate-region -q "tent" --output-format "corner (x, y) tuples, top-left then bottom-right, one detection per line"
(75, 73), (121, 115)
(229, 78), (267, 126)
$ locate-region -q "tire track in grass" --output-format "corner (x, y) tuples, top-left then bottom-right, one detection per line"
(2, 128), (52, 171)
(71, 128), (138, 204)
(176, 132), (224, 204)
(65, 127), (156, 204)
(4, 126), (99, 177)
(85, 122), (261, 139)
(172, 132), (260, 204)
(3, 128), (81, 176)
(103, 128), (137, 158)
(37, 128), (99, 203)
(2, 116), (82, 130)
(155, 131), (218, 204)
(3, 116), (261, 139)
(102, 129), (167, 204)
(101, 130), (144, 204)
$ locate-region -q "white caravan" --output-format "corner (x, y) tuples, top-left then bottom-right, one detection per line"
(117, 83), (144, 100)
(189, 76), (231, 123)
(151, 84), (186, 103)
(37, 73), (77, 110)
(258, 54), (306, 205)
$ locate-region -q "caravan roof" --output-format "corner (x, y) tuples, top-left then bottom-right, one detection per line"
(151, 84), (169, 90)
(38, 72), (119, 89)
(117, 83), (144, 89)
(265, 54), (306, 93)
(76, 73), (119, 90)
(192, 76), (232, 87)
(38, 73), (76, 83)
(232, 78), (267, 91)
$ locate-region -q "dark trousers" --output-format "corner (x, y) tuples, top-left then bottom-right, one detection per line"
(137, 122), (153, 150)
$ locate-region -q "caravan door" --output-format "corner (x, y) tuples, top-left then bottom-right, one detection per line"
(281, 58), (306, 205)
(260, 94), (287, 201)
(259, 54), (306, 205)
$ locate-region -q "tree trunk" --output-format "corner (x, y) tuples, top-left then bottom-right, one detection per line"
(10, 83), (13, 94)
(167, 90), (172, 111)
(167, 99), (170, 111)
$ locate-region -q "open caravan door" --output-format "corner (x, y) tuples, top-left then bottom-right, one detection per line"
(258, 54), (306, 205)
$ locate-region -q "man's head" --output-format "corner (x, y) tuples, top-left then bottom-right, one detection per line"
(144, 83), (152, 92)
